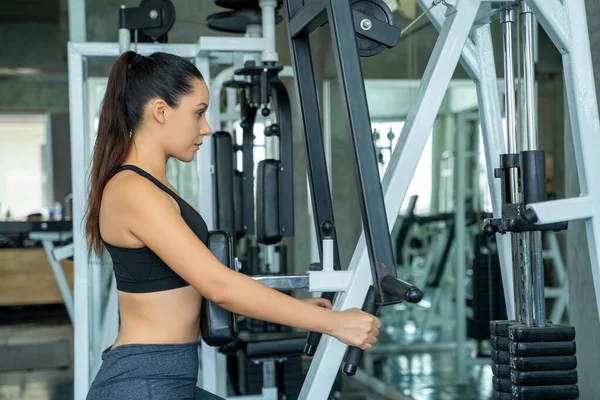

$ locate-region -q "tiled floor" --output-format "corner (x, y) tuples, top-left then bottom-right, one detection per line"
(0, 305), (494, 400)
(371, 352), (493, 400)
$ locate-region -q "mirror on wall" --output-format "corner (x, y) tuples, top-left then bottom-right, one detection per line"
(0, 113), (52, 221)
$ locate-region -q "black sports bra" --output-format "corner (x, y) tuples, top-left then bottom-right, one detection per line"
(102, 165), (209, 293)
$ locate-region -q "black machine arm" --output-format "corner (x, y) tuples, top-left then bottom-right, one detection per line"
(284, 0), (422, 377)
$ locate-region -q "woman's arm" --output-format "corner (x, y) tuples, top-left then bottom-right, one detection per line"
(121, 178), (380, 349)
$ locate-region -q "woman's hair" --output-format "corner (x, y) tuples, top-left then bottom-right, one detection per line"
(85, 51), (204, 257)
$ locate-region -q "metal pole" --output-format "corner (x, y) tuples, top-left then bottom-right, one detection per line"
(455, 114), (467, 384)
(521, 3), (537, 150)
(69, 0), (86, 42)
(260, 0), (279, 63)
(502, 8), (530, 323)
(501, 9), (518, 155)
(521, 2), (546, 327)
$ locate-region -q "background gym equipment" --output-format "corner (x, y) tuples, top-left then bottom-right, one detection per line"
(210, 57), (307, 400)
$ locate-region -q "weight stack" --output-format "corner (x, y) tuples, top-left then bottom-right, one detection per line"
(508, 323), (579, 400)
(490, 321), (515, 400)
(490, 321), (580, 399)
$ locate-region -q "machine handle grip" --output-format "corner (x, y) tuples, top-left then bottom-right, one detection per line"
(304, 291), (336, 356)
(342, 286), (378, 376)
(381, 276), (423, 303)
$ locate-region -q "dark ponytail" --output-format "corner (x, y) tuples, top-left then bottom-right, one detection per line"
(85, 51), (203, 257)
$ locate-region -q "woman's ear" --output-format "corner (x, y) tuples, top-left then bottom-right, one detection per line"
(151, 99), (167, 124)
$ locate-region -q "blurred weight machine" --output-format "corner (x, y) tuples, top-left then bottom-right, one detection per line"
(367, 114), (569, 382)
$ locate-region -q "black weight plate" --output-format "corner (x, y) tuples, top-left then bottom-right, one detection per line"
(207, 9), (262, 33)
(491, 349), (511, 365)
(508, 324), (576, 343)
(510, 340), (576, 357)
(351, 0), (392, 57)
(491, 335), (509, 351)
(492, 390), (513, 400)
(491, 320), (522, 336)
(493, 377), (512, 393)
(512, 384), (579, 400)
(215, 0), (283, 10)
(139, 0), (176, 39)
(492, 362), (511, 378)
(511, 370), (578, 386)
(510, 355), (577, 372)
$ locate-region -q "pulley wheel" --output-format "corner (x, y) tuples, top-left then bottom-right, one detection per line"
(351, 0), (394, 57)
(138, 0), (176, 39)
(206, 9), (262, 33)
(214, 0), (283, 9)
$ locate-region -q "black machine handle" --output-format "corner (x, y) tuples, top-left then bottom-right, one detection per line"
(342, 278), (422, 376)
(304, 291), (336, 356)
(381, 276), (423, 304)
(342, 285), (379, 376)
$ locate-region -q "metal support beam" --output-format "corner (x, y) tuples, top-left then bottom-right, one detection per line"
(472, 25), (516, 318)
(527, 196), (594, 224)
(554, 0), (600, 318)
(526, 0), (570, 54)
(417, 0), (480, 81)
(68, 0), (86, 42)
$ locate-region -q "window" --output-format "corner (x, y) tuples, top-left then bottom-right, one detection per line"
(371, 121), (433, 214)
(0, 114), (51, 220)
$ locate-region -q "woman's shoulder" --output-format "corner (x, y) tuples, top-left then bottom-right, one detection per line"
(102, 170), (171, 212)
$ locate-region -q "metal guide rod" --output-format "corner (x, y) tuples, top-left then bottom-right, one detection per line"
(521, 2), (537, 150)
(501, 9), (518, 155)
(501, 8), (531, 323)
(519, 232), (534, 325)
(521, 1), (546, 327)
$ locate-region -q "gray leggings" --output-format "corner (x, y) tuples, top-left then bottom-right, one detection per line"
(86, 342), (224, 400)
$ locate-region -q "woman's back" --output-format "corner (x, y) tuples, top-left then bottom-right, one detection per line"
(99, 166), (206, 348)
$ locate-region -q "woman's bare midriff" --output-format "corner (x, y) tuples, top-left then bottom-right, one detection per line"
(110, 285), (203, 350)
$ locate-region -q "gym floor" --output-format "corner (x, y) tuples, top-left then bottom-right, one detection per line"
(0, 306), (492, 400)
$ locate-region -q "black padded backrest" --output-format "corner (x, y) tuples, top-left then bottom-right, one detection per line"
(213, 131), (236, 238)
(201, 230), (238, 347)
(256, 159), (281, 245)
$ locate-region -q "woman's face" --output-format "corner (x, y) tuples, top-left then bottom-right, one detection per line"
(162, 78), (212, 163)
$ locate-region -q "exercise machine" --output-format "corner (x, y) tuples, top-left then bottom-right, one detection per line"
(282, 0), (598, 397)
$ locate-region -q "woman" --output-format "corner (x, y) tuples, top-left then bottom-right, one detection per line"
(84, 51), (381, 400)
